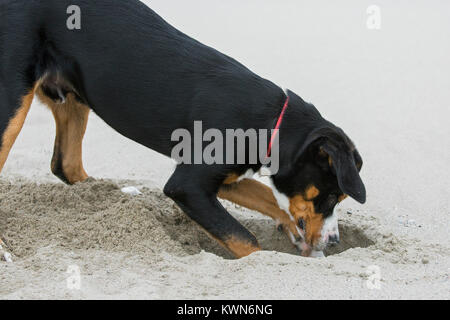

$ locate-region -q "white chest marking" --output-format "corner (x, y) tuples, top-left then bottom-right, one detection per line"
(268, 178), (294, 222)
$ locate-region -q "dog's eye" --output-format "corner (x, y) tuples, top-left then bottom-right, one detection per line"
(298, 218), (305, 231)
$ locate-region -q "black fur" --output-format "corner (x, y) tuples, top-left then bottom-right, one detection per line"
(0, 0), (366, 256)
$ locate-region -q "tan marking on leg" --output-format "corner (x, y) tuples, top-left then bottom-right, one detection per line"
(195, 224), (260, 259)
(338, 194), (348, 202)
(222, 237), (261, 258)
(0, 90), (35, 173)
(218, 178), (303, 247)
(223, 173), (240, 185)
(36, 89), (90, 184)
(219, 178), (294, 228)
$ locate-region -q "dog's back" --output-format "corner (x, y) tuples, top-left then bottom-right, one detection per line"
(1, 0), (282, 156)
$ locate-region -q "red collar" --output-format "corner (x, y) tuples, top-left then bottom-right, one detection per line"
(266, 95), (290, 157)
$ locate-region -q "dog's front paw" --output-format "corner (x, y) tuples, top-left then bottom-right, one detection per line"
(276, 221), (311, 256)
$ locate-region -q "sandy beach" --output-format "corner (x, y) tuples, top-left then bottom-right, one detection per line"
(1, 0), (449, 299)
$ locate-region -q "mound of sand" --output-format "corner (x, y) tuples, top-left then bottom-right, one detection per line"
(0, 178), (226, 260)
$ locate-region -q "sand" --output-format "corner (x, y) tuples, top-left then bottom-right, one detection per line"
(0, 179), (448, 299)
(0, 0), (449, 299)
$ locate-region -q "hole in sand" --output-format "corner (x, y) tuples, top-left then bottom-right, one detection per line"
(194, 217), (376, 258)
(323, 223), (376, 256)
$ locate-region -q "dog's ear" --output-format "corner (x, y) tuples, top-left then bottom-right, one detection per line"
(295, 128), (366, 204)
(321, 142), (366, 204)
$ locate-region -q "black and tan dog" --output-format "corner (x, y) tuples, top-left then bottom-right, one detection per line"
(0, 0), (365, 258)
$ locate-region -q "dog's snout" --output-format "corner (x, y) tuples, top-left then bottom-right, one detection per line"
(328, 234), (340, 244)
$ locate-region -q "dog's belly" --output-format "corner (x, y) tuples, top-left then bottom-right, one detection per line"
(89, 102), (179, 157)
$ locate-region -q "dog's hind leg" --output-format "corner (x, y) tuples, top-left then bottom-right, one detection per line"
(0, 84), (35, 262)
(36, 88), (90, 184)
(0, 87), (35, 174)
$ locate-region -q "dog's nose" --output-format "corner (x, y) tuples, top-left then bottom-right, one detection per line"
(328, 234), (340, 244)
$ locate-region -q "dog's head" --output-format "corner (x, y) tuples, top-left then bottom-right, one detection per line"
(271, 95), (366, 252)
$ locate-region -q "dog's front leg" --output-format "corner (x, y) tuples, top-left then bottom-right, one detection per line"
(218, 178), (311, 256)
(164, 166), (261, 258)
